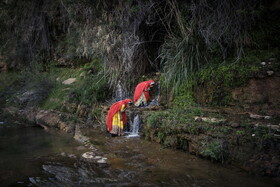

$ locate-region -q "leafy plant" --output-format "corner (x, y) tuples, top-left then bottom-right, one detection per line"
(201, 139), (227, 162)
(146, 112), (167, 128)
(236, 130), (245, 136)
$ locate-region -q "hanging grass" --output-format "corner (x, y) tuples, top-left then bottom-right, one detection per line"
(160, 33), (207, 91)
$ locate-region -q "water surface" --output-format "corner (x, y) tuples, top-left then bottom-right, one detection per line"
(0, 122), (279, 186)
(0, 123), (85, 186)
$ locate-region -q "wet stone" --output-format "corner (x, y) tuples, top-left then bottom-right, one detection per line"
(264, 116), (272, 120)
(60, 152), (77, 158)
(97, 158), (107, 164)
(82, 152), (108, 164)
(267, 71), (274, 76)
(82, 152), (95, 159)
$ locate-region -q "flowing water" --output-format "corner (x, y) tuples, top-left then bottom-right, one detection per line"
(0, 120), (279, 186)
(126, 114), (141, 138)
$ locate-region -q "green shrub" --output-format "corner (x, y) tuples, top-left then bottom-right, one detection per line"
(157, 131), (165, 143)
(236, 130), (245, 136)
(187, 124), (200, 135)
(146, 112), (167, 128)
(201, 139), (226, 162)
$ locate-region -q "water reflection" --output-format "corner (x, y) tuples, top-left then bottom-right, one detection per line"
(0, 124), (84, 186)
(0, 123), (279, 187)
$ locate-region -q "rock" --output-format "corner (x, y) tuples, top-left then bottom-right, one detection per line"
(35, 110), (60, 128)
(267, 71), (274, 76)
(194, 116), (202, 122)
(267, 124), (280, 131)
(249, 114), (272, 120)
(200, 117), (225, 123)
(231, 122), (240, 128)
(82, 152), (95, 159)
(29, 177), (37, 184)
(17, 90), (37, 103)
(261, 62), (266, 66)
(264, 116), (272, 120)
(250, 114), (263, 119)
(97, 158), (107, 164)
(80, 72), (85, 77)
(68, 154), (76, 158)
(76, 146), (87, 151)
(82, 152), (108, 164)
(74, 126), (90, 143)
(62, 78), (76, 85)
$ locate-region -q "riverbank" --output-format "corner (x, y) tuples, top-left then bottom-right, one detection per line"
(2, 103), (280, 178)
(1, 114), (279, 186)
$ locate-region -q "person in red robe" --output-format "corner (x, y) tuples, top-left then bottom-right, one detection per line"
(133, 80), (155, 107)
(106, 99), (133, 136)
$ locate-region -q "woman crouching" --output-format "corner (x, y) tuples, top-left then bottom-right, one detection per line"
(106, 99), (133, 136)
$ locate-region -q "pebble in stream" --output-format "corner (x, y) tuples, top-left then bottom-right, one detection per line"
(82, 152), (108, 164)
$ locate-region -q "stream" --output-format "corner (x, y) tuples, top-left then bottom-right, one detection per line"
(0, 121), (279, 186)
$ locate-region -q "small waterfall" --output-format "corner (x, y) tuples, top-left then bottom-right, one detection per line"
(126, 114), (141, 138)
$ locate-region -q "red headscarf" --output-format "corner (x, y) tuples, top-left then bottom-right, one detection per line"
(106, 99), (132, 132)
(133, 80), (154, 103)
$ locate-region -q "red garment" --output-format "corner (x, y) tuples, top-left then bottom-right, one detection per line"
(133, 80), (154, 103)
(106, 99), (132, 131)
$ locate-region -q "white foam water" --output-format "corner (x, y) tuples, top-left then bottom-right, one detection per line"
(126, 114), (140, 138)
